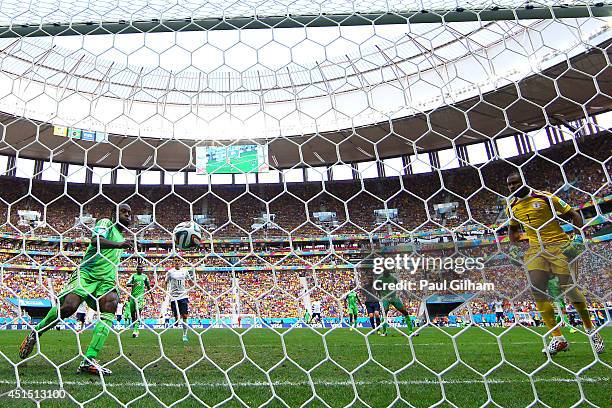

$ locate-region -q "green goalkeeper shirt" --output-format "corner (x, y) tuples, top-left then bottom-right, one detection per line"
(80, 218), (125, 280)
(128, 274), (149, 299)
(347, 291), (358, 307)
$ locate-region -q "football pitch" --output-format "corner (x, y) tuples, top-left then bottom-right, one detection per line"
(0, 327), (609, 407)
(207, 148), (259, 174)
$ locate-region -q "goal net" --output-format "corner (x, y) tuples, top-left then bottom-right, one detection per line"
(0, 0), (610, 406)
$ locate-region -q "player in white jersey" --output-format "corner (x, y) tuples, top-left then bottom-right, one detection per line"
(75, 301), (87, 331)
(494, 301), (504, 326)
(311, 300), (322, 324)
(115, 302), (124, 328)
(165, 262), (193, 342)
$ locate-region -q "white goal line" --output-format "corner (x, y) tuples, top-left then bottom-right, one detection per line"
(1, 377), (608, 389)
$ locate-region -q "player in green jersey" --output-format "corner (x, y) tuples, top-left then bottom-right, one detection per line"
(375, 270), (416, 337)
(122, 298), (132, 328)
(345, 290), (362, 331)
(303, 309), (311, 325)
(127, 263), (152, 338)
(20, 204), (134, 375)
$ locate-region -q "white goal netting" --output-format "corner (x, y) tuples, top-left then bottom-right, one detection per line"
(0, 0), (610, 406)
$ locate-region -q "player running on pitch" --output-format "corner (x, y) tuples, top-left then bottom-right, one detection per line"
(375, 269), (416, 337)
(345, 290), (362, 331)
(165, 261), (194, 342)
(127, 263), (153, 338)
(19, 204), (134, 375)
(506, 172), (604, 355)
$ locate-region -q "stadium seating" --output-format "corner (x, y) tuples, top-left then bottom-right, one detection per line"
(0, 134), (610, 321)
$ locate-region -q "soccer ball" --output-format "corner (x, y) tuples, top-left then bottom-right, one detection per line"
(173, 221), (202, 249)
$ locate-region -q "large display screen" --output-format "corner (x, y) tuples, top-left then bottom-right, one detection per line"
(196, 145), (269, 174)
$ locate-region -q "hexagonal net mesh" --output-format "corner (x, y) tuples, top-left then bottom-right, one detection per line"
(0, 1), (610, 406)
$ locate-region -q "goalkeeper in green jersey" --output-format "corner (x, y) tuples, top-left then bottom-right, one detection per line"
(375, 270), (416, 337)
(127, 263), (153, 338)
(345, 290), (362, 331)
(20, 204), (134, 376)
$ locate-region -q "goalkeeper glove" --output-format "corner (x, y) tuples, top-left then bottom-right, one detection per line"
(561, 235), (585, 260)
(508, 245), (524, 266)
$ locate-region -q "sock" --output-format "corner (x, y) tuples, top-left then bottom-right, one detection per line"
(369, 316), (375, 329)
(182, 320), (188, 337)
(535, 300), (562, 337)
(571, 302), (593, 330)
(352, 315), (357, 328)
(85, 312), (113, 360)
(34, 306), (59, 335)
(376, 317), (381, 329)
(549, 278), (570, 326)
(134, 319), (140, 331)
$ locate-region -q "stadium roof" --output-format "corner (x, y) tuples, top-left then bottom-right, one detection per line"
(0, 37), (609, 171)
(0, 18), (608, 141)
(0, 2), (609, 170)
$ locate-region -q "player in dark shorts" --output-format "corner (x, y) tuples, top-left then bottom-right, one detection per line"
(310, 300), (322, 324)
(362, 275), (381, 332)
(496, 311), (504, 324)
(171, 299), (189, 321)
(115, 302), (124, 324)
(494, 300), (504, 326)
(165, 263), (192, 342)
(76, 312), (86, 324)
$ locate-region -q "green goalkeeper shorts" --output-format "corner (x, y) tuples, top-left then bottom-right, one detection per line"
(382, 298), (404, 311)
(58, 269), (117, 309)
(348, 304), (359, 315)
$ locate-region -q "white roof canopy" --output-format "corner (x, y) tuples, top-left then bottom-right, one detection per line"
(0, 18), (608, 140)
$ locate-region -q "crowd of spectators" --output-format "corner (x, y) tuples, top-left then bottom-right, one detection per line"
(0, 134), (609, 322)
(0, 133), (609, 240)
(1, 241), (608, 320)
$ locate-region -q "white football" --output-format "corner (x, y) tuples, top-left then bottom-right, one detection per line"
(173, 221), (202, 249)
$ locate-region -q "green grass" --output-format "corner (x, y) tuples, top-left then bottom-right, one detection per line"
(0, 326), (610, 407)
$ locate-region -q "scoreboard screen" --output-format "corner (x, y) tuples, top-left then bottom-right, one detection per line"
(196, 145), (269, 174)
